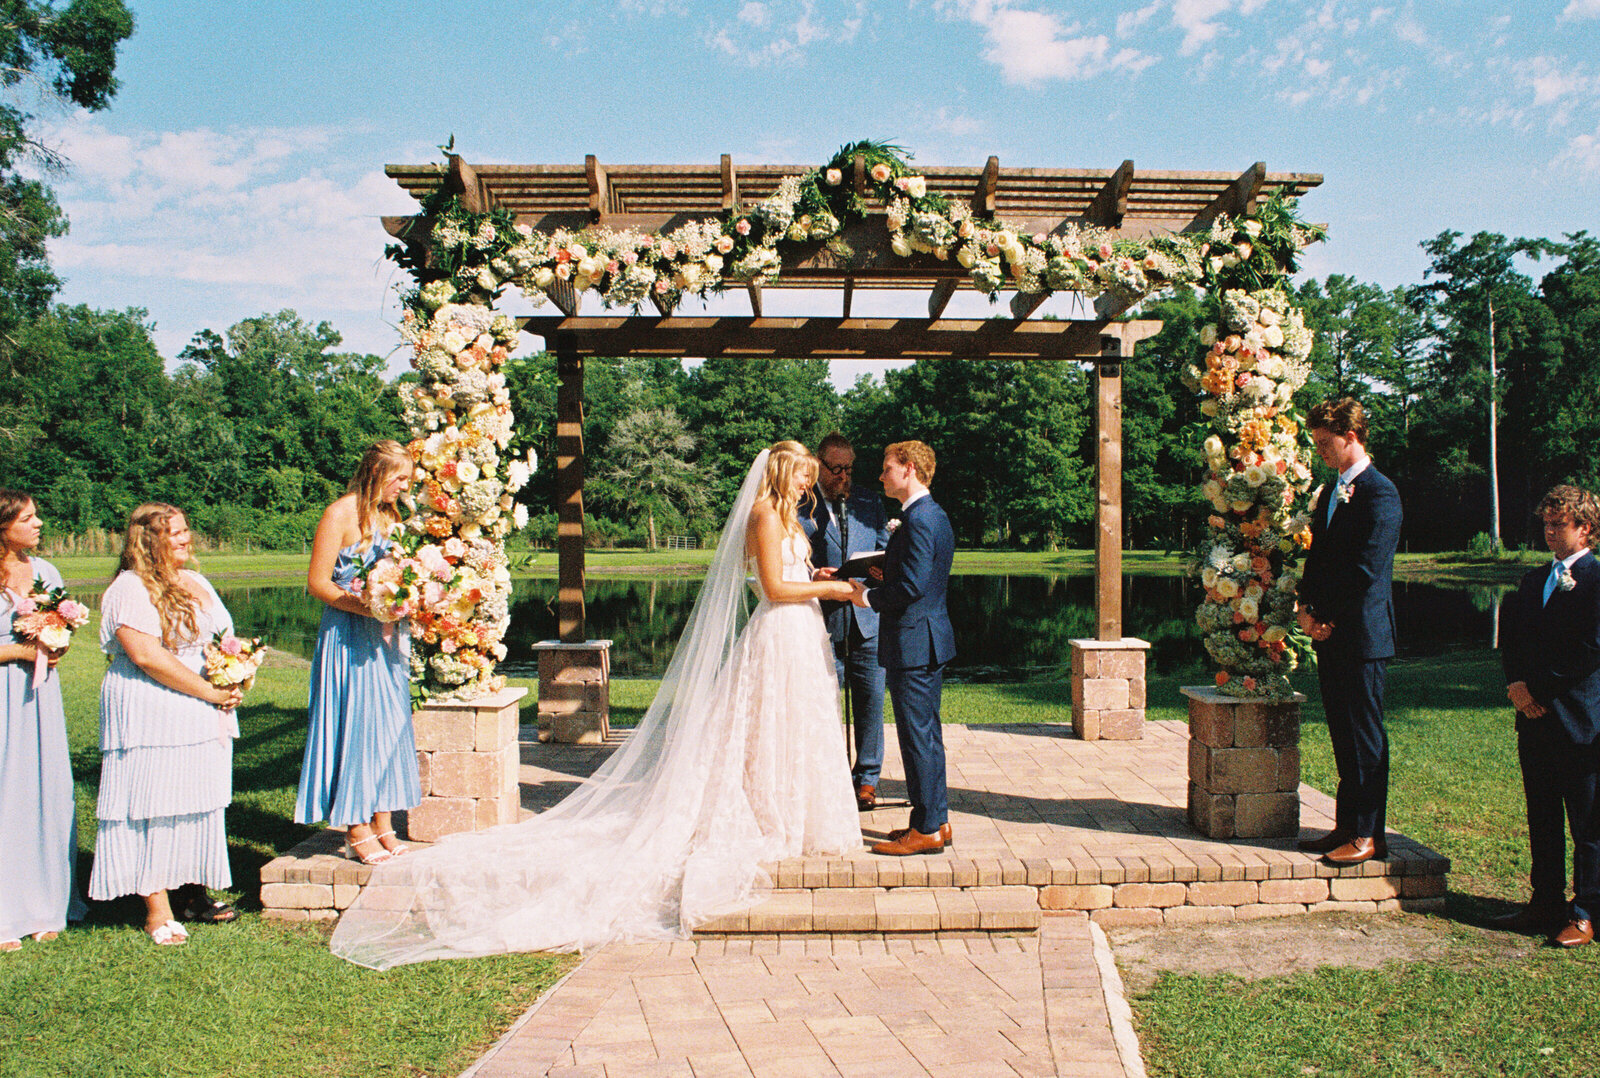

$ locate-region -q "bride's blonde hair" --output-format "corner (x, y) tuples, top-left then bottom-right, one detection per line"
(755, 440), (817, 539)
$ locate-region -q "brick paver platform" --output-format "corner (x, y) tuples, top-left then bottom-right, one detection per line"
(462, 914), (1143, 1078)
(261, 720), (1449, 928)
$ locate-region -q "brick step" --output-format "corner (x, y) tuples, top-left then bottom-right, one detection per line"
(694, 886), (1043, 935)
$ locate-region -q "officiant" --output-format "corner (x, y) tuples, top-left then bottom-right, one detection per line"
(803, 433), (890, 811)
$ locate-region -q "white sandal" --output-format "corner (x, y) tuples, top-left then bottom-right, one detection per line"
(343, 832), (394, 865)
(374, 830), (409, 857)
(146, 920), (189, 946)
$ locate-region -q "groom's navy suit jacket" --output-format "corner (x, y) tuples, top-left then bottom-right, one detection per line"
(868, 495), (956, 670)
(1297, 464), (1402, 661)
(801, 486), (889, 646)
(1500, 552), (1600, 746)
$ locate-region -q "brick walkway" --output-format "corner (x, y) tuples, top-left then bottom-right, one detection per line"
(461, 914), (1143, 1078)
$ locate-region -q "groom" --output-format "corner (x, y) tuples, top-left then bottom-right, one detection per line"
(853, 440), (956, 855)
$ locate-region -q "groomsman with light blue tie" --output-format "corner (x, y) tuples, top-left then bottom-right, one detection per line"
(1296, 397), (1402, 866)
(853, 440), (956, 856)
(1498, 485), (1600, 947)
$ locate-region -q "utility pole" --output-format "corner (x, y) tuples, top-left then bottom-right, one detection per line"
(1487, 297), (1501, 551)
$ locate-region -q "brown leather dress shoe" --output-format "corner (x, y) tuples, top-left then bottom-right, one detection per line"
(1296, 830), (1351, 854)
(886, 822), (953, 848)
(1323, 837), (1379, 865)
(872, 827), (948, 856)
(856, 785), (877, 811)
(1553, 919), (1594, 947)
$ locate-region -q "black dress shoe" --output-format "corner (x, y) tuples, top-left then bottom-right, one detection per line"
(1297, 830), (1350, 854)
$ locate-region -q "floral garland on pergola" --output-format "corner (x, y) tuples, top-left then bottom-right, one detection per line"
(389, 140), (1325, 701)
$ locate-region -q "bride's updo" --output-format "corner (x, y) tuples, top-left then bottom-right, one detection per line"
(755, 440), (817, 538)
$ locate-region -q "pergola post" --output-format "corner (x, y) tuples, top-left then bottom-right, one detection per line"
(1071, 331), (1149, 741)
(533, 347), (613, 744)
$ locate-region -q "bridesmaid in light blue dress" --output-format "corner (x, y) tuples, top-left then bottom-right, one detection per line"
(0, 491), (86, 952)
(89, 503), (243, 945)
(295, 440), (419, 865)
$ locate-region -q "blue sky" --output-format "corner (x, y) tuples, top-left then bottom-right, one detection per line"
(35, 0), (1600, 385)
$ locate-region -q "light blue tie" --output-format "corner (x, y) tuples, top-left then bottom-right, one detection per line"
(1326, 479), (1346, 526)
(1543, 561), (1566, 606)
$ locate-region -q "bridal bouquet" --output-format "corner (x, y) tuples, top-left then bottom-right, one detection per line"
(202, 632), (268, 692)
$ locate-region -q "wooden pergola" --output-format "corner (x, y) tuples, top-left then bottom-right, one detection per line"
(384, 154), (1321, 668)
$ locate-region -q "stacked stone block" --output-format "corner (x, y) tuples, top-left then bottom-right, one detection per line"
(533, 639), (612, 744)
(1182, 686), (1303, 839)
(407, 686), (527, 842)
(1070, 638), (1149, 740)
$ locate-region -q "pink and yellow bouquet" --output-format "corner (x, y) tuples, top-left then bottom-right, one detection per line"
(202, 632), (268, 692)
(12, 582), (91, 684)
(350, 536), (429, 623)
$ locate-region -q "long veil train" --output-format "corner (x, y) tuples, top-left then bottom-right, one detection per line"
(331, 449), (859, 969)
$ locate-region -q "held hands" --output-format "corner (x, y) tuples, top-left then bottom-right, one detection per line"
(848, 580), (869, 607)
(210, 684), (244, 710)
(811, 567), (837, 581)
(1295, 607), (1333, 643)
(1507, 681), (1546, 719)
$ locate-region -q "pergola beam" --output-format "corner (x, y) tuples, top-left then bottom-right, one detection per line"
(1188, 162), (1267, 232)
(520, 316), (1163, 361)
(1084, 160), (1134, 227)
(586, 155), (608, 224)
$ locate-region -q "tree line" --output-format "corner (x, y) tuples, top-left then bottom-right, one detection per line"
(4, 227), (1595, 555)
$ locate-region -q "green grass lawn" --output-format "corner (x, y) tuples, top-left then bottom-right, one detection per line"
(0, 625), (571, 1078)
(6, 608), (1590, 1077)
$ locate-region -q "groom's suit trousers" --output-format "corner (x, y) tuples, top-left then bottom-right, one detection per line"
(887, 662), (948, 834)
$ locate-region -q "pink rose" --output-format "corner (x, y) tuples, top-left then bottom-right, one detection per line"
(1098, 243), (1113, 260)
(219, 635), (244, 657)
(715, 235), (734, 254)
(13, 595), (36, 616)
(57, 599), (88, 622)
(735, 219), (751, 235)
(659, 241), (678, 259)
(654, 279), (669, 294)
(870, 163), (892, 183)
(623, 250), (639, 265)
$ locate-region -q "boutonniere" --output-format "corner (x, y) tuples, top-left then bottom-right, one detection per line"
(886, 519), (902, 535)
(1558, 567), (1577, 592)
(1337, 483), (1355, 504)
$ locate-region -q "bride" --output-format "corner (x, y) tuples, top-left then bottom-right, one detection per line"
(331, 442), (864, 968)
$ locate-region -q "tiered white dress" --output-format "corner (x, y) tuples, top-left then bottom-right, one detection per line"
(332, 529), (861, 969)
(88, 571), (236, 900)
(0, 559), (87, 939)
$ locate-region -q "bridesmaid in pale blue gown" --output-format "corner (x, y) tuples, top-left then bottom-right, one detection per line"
(295, 440), (420, 865)
(0, 490), (87, 952)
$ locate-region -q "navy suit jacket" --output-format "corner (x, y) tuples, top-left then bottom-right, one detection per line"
(1297, 463), (1402, 662)
(868, 494), (956, 670)
(801, 485), (889, 644)
(1500, 551), (1600, 746)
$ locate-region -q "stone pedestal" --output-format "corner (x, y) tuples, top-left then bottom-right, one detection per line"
(533, 639), (612, 744)
(1070, 638), (1150, 740)
(1182, 686), (1303, 839)
(408, 686), (526, 842)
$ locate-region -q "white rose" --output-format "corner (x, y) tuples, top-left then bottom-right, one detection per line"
(38, 625), (71, 650)
(956, 247), (976, 268)
(1258, 307), (1283, 327)
(704, 254), (723, 274)
(1215, 578), (1240, 598)
(890, 233), (912, 257)
(513, 503), (529, 530)
(457, 460), (480, 483)
(1201, 567), (1218, 588)
(1231, 553), (1253, 573)
(905, 175), (926, 198)
(825, 168), (842, 186)
(1237, 597), (1260, 622)
(532, 267), (555, 289)
(1262, 325), (1285, 348)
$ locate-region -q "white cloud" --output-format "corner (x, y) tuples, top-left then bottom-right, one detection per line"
(1116, 1), (1161, 38)
(1561, 0), (1600, 20)
(1554, 124), (1600, 172)
(940, 0), (1155, 84)
(929, 106), (984, 137)
(1171, 0), (1232, 55)
(1519, 57), (1590, 108)
(705, 0), (863, 65)
(41, 114), (414, 331)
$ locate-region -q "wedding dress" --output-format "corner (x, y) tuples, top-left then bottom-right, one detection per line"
(331, 451), (862, 969)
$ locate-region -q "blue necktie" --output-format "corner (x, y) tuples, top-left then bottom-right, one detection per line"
(1326, 479), (1346, 526)
(1543, 561), (1566, 606)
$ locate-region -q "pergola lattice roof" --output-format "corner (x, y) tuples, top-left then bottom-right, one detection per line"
(384, 156), (1321, 312)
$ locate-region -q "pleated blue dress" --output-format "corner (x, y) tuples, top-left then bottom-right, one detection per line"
(89, 571), (236, 900)
(1, 559), (87, 939)
(294, 534), (418, 827)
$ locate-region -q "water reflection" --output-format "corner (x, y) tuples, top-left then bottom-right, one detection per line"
(211, 574), (1510, 683)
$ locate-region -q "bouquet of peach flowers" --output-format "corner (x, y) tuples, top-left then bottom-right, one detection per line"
(202, 632), (268, 692)
(12, 582), (90, 685)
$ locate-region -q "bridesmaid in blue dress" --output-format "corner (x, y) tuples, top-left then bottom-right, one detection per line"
(295, 440), (420, 864)
(0, 490), (86, 952)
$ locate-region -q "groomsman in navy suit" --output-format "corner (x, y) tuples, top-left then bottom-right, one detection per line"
(802, 433), (890, 810)
(1497, 485), (1600, 947)
(853, 440), (956, 855)
(1295, 398), (1402, 866)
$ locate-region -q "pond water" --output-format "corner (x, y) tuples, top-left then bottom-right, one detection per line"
(208, 573), (1510, 683)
